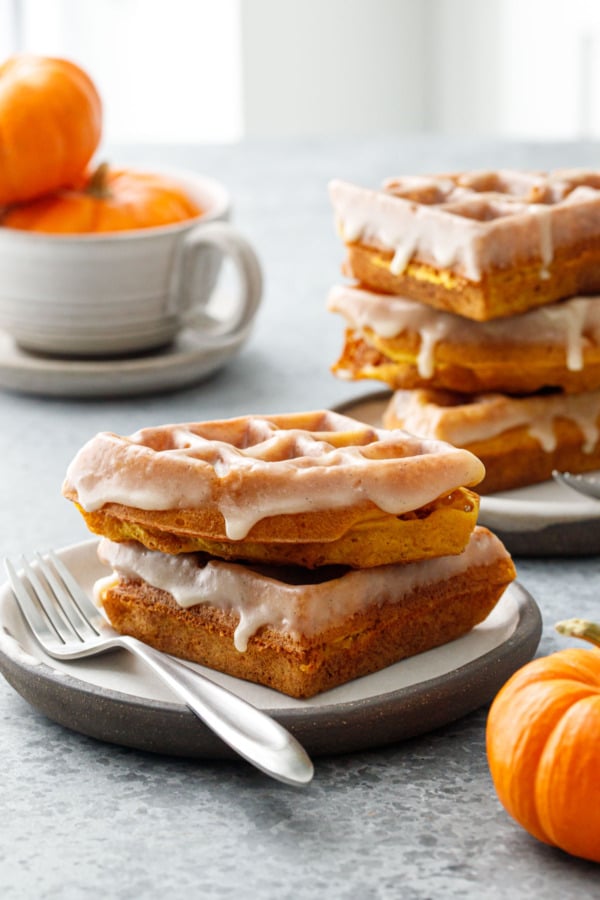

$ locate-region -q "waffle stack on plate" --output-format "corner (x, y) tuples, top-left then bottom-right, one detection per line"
(328, 169), (600, 493)
(63, 410), (516, 698)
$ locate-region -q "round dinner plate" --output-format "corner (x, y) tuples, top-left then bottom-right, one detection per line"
(0, 540), (541, 759)
(334, 390), (600, 557)
(0, 311), (249, 398)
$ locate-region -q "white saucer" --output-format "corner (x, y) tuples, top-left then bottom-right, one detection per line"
(0, 317), (250, 398)
(334, 390), (600, 557)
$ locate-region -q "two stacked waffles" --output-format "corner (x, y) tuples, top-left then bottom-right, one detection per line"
(63, 410), (515, 698)
(328, 170), (600, 492)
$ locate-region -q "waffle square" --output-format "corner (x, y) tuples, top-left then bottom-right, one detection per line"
(384, 388), (600, 494)
(330, 169), (600, 320)
(327, 283), (600, 395)
(63, 410), (484, 567)
(96, 526), (516, 698)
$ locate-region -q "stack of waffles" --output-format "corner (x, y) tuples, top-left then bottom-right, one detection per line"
(63, 411), (515, 698)
(327, 170), (600, 493)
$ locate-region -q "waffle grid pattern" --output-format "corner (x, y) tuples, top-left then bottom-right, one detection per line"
(130, 410), (451, 471)
(383, 169), (600, 226)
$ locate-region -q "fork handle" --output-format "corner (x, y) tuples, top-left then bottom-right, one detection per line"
(119, 635), (314, 786)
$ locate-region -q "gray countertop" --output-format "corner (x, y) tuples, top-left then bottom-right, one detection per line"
(1, 137), (599, 898)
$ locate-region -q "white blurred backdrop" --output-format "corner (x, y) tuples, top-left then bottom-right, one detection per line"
(1, 0), (599, 143)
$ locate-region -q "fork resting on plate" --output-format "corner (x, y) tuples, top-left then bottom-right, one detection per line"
(4, 550), (313, 786)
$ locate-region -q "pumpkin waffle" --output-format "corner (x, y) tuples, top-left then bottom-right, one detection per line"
(327, 284), (600, 395)
(95, 526), (516, 699)
(329, 169), (600, 321)
(63, 410), (484, 568)
(383, 388), (600, 494)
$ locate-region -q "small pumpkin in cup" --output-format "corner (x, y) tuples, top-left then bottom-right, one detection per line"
(2, 163), (204, 234)
(0, 54), (102, 207)
(486, 618), (600, 863)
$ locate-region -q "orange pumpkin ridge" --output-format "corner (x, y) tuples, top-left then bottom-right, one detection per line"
(486, 639), (600, 864)
(535, 695), (600, 861)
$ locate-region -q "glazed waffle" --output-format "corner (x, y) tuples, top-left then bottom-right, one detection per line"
(96, 526), (516, 698)
(63, 410), (485, 567)
(327, 284), (600, 395)
(330, 169), (600, 320)
(384, 388), (600, 494)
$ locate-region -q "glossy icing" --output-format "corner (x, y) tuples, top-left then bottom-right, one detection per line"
(63, 411), (485, 540)
(327, 284), (600, 377)
(387, 389), (600, 453)
(329, 169), (600, 281)
(97, 527), (509, 652)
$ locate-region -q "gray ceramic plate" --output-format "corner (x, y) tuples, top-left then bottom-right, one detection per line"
(334, 390), (600, 558)
(0, 540), (541, 759)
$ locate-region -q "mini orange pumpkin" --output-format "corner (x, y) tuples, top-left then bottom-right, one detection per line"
(1, 163), (203, 233)
(0, 54), (102, 207)
(486, 618), (600, 863)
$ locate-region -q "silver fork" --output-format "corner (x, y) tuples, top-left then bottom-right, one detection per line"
(4, 551), (313, 786)
(552, 470), (600, 500)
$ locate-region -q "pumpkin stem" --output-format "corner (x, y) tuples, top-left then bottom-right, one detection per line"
(86, 162), (111, 199)
(555, 618), (600, 647)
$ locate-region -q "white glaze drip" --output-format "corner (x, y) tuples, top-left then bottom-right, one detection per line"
(329, 169), (600, 282)
(97, 528), (510, 652)
(329, 179), (483, 281)
(64, 411), (485, 540)
(529, 204), (554, 278)
(390, 226), (419, 275)
(539, 299), (589, 371)
(527, 420), (558, 453)
(327, 285), (600, 374)
(387, 389), (600, 453)
(416, 319), (447, 378)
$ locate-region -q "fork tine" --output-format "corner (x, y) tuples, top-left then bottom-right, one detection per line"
(34, 552), (99, 641)
(4, 558), (64, 652)
(20, 556), (82, 645)
(47, 549), (107, 631)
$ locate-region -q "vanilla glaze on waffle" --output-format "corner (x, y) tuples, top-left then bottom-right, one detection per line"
(328, 284), (600, 377)
(330, 168), (600, 281)
(63, 410), (485, 540)
(384, 389), (600, 454)
(96, 526), (509, 652)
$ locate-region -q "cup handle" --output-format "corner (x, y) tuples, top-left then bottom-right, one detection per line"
(168, 220), (263, 339)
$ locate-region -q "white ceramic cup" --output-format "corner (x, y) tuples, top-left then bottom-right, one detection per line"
(0, 169), (263, 357)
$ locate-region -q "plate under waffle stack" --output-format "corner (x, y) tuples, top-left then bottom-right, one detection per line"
(327, 169), (600, 494)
